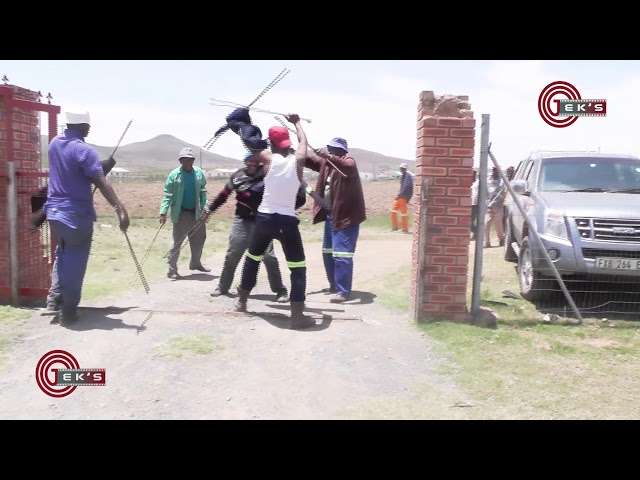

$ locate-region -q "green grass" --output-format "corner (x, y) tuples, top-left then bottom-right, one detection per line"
(153, 334), (224, 359)
(360, 266), (411, 311)
(0, 306), (32, 368)
(83, 216), (234, 300)
(82, 214), (405, 301)
(360, 252), (640, 419)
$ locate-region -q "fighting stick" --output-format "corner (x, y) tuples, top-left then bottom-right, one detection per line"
(92, 119), (133, 196)
(210, 99), (312, 124)
(130, 222), (164, 285)
(123, 229), (150, 294)
(203, 68), (291, 151)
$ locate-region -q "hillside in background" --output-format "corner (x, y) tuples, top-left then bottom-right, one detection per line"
(41, 134), (241, 172)
(40, 134), (413, 173)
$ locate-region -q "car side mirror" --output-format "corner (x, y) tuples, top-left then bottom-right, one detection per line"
(511, 179), (528, 195)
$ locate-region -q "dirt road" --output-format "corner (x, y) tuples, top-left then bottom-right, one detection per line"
(0, 237), (471, 420)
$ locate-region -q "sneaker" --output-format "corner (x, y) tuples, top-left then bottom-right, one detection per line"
(275, 290), (289, 303)
(210, 287), (227, 297)
(321, 286), (337, 294)
(190, 264), (211, 272)
(167, 270), (181, 279)
(330, 293), (349, 303)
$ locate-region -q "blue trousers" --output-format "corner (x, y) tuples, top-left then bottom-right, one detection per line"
(240, 213), (306, 302)
(322, 213), (360, 297)
(48, 220), (94, 314)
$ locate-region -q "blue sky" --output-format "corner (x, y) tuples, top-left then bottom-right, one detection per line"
(3, 60), (639, 167)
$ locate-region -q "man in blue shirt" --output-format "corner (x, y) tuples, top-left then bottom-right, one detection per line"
(159, 148), (209, 279)
(45, 110), (130, 325)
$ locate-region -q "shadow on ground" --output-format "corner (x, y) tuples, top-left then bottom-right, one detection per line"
(246, 309), (333, 332)
(41, 306), (148, 333)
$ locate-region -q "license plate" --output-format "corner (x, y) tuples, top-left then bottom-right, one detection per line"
(595, 257), (640, 270)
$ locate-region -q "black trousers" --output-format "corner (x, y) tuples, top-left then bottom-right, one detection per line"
(471, 205), (479, 232)
(240, 212), (306, 302)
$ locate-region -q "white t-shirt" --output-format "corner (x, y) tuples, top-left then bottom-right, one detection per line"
(258, 152), (300, 217)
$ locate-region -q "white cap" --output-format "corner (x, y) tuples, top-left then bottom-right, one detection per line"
(399, 163), (408, 169)
(65, 110), (91, 125)
(179, 147), (196, 160)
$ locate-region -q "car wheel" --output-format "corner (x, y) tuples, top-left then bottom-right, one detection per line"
(503, 219), (518, 263)
(518, 236), (554, 302)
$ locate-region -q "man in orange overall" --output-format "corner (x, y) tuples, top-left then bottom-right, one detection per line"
(390, 163), (414, 233)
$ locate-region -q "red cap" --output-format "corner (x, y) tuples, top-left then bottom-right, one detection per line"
(268, 126), (292, 149)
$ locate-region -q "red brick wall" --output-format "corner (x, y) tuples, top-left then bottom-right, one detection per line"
(0, 84), (53, 300)
(411, 91), (475, 322)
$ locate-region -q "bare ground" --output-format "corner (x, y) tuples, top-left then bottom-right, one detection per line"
(0, 236), (472, 420)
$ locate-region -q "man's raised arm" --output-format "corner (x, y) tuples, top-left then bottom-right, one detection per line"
(284, 113), (307, 182)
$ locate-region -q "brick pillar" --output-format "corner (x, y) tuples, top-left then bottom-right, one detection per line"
(410, 91), (475, 322)
(0, 84), (51, 300)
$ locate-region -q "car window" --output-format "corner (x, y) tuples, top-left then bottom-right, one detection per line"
(539, 157), (640, 191)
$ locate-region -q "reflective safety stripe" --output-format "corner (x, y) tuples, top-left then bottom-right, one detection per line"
(322, 248), (333, 254)
(245, 252), (264, 262)
(400, 213), (408, 217)
(164, 193), (173, 196)
(287, 261), (306, 268)
(200, 188), (207, 192)
(332, 251), (354, 258)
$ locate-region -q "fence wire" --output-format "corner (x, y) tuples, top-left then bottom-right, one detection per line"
(470, 116), (640, 325)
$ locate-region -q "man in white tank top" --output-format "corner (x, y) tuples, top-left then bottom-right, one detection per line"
(234, 114), (316, 329)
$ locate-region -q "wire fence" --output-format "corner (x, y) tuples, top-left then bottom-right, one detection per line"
(470, 114), (640, 324)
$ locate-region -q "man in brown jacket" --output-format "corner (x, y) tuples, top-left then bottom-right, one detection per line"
(305, 137), (366, 303)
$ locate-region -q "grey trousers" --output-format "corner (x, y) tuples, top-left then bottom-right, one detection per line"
(167, 210), (207, 272)
(218, 216), (286, 294)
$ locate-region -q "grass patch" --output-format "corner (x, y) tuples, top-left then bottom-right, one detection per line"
(360, 265), (411, 311)
(0, 307), (32, 368)
(82, 214), (405, 301)
(361, 249), (640, 419)
(347, 381), (473, 420)
(153, 334), (224, 359)
(82, 216), (234, 300)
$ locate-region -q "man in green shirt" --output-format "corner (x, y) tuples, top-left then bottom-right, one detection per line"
(159, 147), (210, 279)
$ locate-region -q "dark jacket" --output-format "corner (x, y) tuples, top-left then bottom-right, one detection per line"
(305, 152), (366, 230)
(398, 172), (414, 201)
(209, 167), (305, 219)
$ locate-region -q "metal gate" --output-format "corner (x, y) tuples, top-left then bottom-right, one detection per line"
(0, 83), (60, 305)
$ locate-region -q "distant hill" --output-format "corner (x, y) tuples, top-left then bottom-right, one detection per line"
(40, 134), (413, 174)
(41, 134), (241, 173)
(346, 148), (412, 174)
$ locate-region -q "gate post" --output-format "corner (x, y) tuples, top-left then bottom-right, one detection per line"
(410, 91), (476, 323)
(0, 83), (60, 304)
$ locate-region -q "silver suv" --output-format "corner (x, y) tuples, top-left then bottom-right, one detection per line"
(503, 151), (640, 301)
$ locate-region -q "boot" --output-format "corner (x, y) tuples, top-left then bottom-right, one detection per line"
(289, 302), (316, 329)
(234, 287), (250, 312)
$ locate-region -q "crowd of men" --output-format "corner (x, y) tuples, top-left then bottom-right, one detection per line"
(39, 108), (398, 329)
